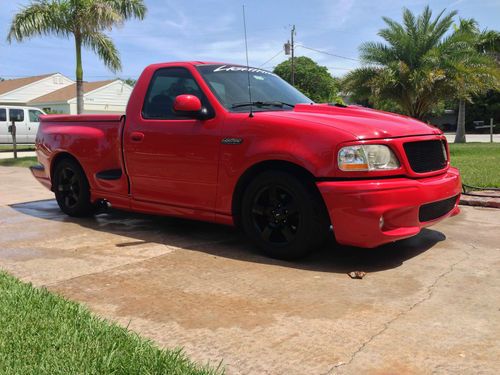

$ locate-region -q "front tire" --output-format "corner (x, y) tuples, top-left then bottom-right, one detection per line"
(240, 171), (330, 260)
(53, 158), (94, 217)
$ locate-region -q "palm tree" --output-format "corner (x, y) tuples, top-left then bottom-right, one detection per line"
(477, 30), (500, 60)
(7, 0), (146, 114)
(453, 19), (500, 143)
(343, 7), (499, 128)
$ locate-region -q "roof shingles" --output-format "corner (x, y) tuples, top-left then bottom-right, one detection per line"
(0, 73), (55, 95)
(29, 80), (116, 104)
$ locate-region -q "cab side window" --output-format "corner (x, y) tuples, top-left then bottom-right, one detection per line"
(142, 67), (212, 120)
(9, 109), (24, 122)
(29, 109), (43, 122)
(0, 109), (6, 122)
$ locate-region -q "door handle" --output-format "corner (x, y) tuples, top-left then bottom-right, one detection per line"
(130, 132), (144, 142)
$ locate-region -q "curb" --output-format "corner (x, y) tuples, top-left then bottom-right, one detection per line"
(460, 194), (500, 209)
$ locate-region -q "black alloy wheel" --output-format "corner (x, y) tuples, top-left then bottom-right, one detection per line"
(251, 184), (300, 245)
(241, 170), (330, 260)
(54, 158), (94, 217)
(58, 166), (81, 209)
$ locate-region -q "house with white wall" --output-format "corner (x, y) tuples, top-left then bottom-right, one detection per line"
(0, 73), (74, 105)
(29, 79), (133, 114)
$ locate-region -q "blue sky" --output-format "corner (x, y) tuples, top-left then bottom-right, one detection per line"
(0, 0), (499, 81)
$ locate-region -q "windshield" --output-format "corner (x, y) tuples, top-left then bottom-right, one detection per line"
(196, 64), (313, 112)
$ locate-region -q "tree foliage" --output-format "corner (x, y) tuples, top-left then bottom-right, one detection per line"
(465, 91), (500, 129)
(122, 78), (137, 87)
(452, 18), (500, 142)
(274, 56), (340, 102)
(7, 0), (146, 113)
(343, 6), (500, 121)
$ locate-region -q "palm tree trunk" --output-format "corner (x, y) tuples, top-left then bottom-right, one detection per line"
(75, 34), (84, 114)
(454, 100), (466, 143)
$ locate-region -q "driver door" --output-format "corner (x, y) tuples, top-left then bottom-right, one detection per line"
(124, 67), (221, 215)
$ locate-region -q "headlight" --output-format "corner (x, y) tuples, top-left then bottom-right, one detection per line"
(338, 145), (400, 171)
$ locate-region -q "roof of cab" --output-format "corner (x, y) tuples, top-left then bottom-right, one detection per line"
(146, 61), (235, 68)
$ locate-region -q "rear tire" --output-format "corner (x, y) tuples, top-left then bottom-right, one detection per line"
(53, 158), (95, 217)
(240, 170), (330, 260)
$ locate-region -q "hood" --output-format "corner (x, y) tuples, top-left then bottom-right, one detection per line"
(265, 104), (442, 140)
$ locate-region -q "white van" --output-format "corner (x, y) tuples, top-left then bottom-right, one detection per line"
(0, 106), (46, 144)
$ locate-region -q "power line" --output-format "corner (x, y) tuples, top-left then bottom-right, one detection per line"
(326, 67), (354, 71)
(297, 45), (360, 62)
(0, 75), (134, 79)
(260, 65), (352, 71)
(259, 49), (284, 68)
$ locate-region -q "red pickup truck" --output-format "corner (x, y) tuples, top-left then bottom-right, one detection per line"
(31, 61), (461, 259)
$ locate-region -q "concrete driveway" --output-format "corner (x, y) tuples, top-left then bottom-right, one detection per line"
(0, 151), (37, 159)
(0, 166), (499, 375)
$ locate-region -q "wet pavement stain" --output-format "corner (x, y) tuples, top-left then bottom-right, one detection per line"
(1, 167), (499, 375)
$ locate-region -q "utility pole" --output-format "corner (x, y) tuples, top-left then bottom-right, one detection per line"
(291, 25), (296, 86)
(284, 25), (296, 86)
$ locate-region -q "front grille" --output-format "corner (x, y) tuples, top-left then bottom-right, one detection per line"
(419, 195), (458, 222)
(404, 140), (447, 173)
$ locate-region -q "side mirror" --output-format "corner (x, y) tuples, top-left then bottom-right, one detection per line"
(173, 94), (206, 119)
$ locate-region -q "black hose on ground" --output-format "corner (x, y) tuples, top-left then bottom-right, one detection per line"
(462, 183), (500, 198)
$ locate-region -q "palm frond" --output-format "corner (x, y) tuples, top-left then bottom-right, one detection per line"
(7, 0), (71, 42)
(346, 6), (499, 119)
(108, 0), (147, 19)
(83, 1), (123, 32)
(82, 31), (122, 72)
(478, 30), (500, 54)
(359, 42), (397, 66)
(402, 8), (417, 39)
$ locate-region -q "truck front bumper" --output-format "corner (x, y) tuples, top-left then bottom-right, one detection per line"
(317, 167), (461, 248)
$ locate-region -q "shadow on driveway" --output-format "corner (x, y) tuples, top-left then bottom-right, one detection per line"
(10, 199), (446, 275)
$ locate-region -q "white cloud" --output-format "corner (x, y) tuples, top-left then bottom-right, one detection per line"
(448, 0), (465, 8)
(323, 0), (355, 28)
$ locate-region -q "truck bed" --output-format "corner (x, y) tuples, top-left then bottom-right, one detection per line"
(39, 114), (123, 123)
(34, 114), (128, 204)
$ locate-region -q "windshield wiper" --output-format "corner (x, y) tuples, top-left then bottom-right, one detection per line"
(230, 101), (295, 109)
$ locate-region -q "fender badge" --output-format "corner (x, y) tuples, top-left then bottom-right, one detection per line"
(221, 137), (243, 145)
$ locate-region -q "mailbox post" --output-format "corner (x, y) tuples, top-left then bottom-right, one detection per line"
(491, 118), (494, 143)
(8, 118), (19, 159)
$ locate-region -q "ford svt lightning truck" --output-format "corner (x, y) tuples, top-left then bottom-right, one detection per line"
(31, 62), (461, 259)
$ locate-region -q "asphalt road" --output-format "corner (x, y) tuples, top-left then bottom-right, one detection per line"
(0, 166), (499, 375)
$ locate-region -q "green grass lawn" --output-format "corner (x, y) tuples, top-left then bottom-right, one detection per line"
(449, 143), (500, 188)
(0, 272), (223, 375)
(0, 156), (38, 168)
(0, 144), (35, 152)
